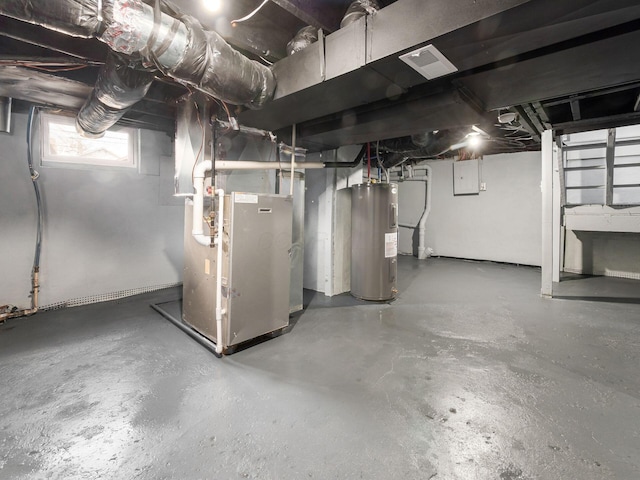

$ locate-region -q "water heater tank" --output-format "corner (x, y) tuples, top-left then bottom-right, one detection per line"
(351, 183), (398, 301)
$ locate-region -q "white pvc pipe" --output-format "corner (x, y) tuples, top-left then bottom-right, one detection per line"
(216, 160), (325, 170)
(192, 160), (213, 246)
(290, 124), (296, 196)
(192, 159), (326, 247)
(390, 165), (432, 260)
(214, 188), (225, 355)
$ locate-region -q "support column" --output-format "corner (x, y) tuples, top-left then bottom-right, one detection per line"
(552, 137), (562, 283)
(541, 130), (554, 297)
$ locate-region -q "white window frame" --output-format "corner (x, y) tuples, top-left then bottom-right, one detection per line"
(40, 112), (139, 169)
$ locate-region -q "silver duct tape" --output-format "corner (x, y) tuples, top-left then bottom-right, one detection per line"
(101, 0), (148, 55)
(76, 53), (154, 136)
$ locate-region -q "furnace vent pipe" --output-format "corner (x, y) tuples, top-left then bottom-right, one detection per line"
(0, 0), (276, 112)
(77, 53), (154, 137)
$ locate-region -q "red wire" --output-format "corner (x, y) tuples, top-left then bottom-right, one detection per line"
(367, 142), (371, 180)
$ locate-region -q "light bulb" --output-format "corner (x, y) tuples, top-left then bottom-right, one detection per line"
(467, 134), (482, 149)
(203, 0), (222, 12)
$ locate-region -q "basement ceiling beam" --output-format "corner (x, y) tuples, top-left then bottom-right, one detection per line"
(0, 17), (107, 61)
(268, 0), (341, 32)
(570, 97), (582, 121)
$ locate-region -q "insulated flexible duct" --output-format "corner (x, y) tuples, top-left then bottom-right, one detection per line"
(340, 0), (380, 28)
(0, 0), (276, 131)
(286, 26), (318, 56)
(77, 53), (154, 137)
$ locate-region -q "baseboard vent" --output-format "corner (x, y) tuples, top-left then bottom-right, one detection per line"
(42, 282), (182, 311)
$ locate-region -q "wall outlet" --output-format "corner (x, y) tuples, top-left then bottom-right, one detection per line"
(480, 182), (487, 191)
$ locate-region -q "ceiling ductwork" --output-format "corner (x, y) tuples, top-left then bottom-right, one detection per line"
(286, 26), (318, 56)
(0, 0), (276, 135)
(340, 0), (381, 28)
(77, 53), (155, 138)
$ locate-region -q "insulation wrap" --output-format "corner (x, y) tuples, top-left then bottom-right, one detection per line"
(340, 0), (380, 28)
(0, 0), (276, 111)
(76, 53), (154, 137)
(0, 0), (102, 37)
(286, 26), (318, 56)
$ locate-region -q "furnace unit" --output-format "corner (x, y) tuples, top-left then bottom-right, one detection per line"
(183, 192), (292, 353)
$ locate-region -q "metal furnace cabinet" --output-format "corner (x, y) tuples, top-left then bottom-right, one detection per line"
(183, 193), (293, 352)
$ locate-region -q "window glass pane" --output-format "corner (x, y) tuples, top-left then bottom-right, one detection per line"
(41, 113), (136, 168)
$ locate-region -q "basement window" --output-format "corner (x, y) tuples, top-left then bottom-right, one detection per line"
(41, 113), (137, 169)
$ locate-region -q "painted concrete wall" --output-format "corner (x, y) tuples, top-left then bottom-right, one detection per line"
(0, 113), (184, 308)
(398, 152), (542, 266)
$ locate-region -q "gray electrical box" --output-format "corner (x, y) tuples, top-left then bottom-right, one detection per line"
(453, 159), (480, 195)
(183, 193), (293, 353)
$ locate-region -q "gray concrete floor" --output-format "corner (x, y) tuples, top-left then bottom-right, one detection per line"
(1, 257), (639, 480)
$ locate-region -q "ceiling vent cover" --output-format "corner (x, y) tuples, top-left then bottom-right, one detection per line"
(399, 44), (458, 80)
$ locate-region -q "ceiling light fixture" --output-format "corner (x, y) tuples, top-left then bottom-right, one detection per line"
(498, 111), (517, 124)
(203, 0), (222, 13)
(467, 133), (483, 150)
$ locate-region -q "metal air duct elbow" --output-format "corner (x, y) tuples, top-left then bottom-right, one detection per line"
(77, 53), (154, 138)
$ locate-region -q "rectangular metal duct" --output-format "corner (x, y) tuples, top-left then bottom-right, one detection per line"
(239, 0), (531, 134)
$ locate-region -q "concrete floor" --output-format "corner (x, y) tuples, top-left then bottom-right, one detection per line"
(1, 257), (639, 480)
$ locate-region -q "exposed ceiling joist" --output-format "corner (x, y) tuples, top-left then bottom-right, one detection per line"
(268, 0), (342, 32)
(0, 18), (106, 61)
(570, 97), (582, 121)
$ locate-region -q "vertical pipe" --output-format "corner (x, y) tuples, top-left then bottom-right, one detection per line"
(290, 124), (296, 196)
(367, 142), (371, 181)
(417, 165), (432, 260)
(214, 188), (225, 355)
(605, 128), (616, 206)
(192, 160), (213, 247)
(552, 140), (562, 282)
